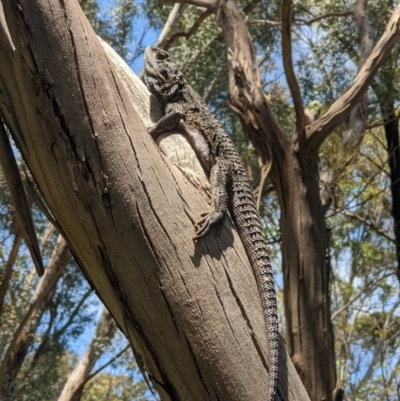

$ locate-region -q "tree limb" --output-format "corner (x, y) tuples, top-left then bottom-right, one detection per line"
(343, 0), (375, 146)
(215, 0), (289, 176)
(331, 273), (392, 320)
(242, 0), (260, 14)
(247, 19), (281, 26)
(296, 11), (352, 26)
(54, 289), (93, 339)
(281, 0), (307, 133)
(354, 0), (375, 70)
(84, 345), (130, 384)
(335, 208), (395, 243)
(155, 3), (183, 48)
(248, 11), (353, 27)
(302, 4), (400, 158)
(163, 9), (213, 51)
(167, 0), (217, 10)
(0, 0), (14, 51)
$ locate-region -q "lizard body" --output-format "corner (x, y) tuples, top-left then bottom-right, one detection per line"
(144, 46), (278, 401)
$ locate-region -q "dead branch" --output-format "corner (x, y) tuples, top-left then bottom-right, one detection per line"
(0, 123), (44, 276)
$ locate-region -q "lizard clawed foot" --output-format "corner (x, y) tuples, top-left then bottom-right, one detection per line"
(192, 211), (225, 240)
(193, 212), (208, 228)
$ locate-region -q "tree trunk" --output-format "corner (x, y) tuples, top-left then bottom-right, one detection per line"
(278, 152), (335, 401)
(0, 1), (309, 400)
(58, 306), (116, 401)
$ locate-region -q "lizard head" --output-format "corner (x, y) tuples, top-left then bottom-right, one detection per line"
(144, 46), (184, 101)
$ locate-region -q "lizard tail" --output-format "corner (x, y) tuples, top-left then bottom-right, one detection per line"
(255, 258), (279, 401)
(231, 180), (279, 401)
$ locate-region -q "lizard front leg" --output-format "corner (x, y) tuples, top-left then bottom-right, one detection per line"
(193, 157), (231, 239)
(148, 102), (184, 140)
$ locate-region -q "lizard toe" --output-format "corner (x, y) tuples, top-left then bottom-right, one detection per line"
(193, 211), (224, 239)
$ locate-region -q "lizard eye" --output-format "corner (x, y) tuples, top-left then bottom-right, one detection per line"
(156, 51), (169, 61)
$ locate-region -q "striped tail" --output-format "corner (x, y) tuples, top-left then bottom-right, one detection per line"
(231, 176), (279, 401)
